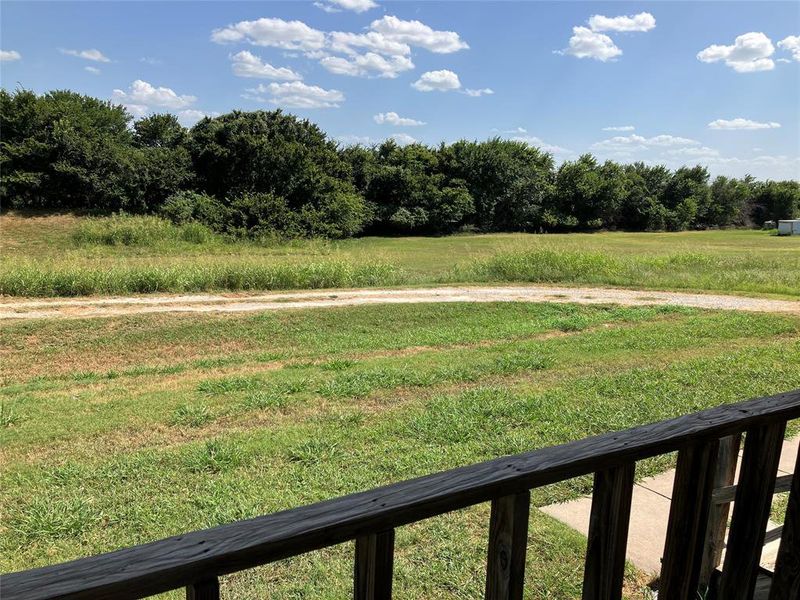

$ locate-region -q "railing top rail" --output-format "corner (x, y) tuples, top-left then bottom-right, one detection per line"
(5, 389), (800, 600)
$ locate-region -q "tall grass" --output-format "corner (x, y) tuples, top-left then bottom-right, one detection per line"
(72, 215), (216, 246)
(0, 260), (404, 296)
(469, 247), (800, 296)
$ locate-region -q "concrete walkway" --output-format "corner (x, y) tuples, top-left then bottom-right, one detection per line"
(541, 435), (798, 576)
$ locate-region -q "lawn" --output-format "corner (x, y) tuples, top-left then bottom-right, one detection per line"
(2, 212), (799, 297)
(2, 301), (799, 598)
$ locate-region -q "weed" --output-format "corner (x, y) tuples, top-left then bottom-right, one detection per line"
(169, 404), (213, 427)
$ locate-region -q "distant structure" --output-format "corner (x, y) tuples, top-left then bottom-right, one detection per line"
(763, 220), (776, 229)
(777, 219), (800, 236)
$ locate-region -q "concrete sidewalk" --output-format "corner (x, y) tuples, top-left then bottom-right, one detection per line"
(541, 435), (798, 577)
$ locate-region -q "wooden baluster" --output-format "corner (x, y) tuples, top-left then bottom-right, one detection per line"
(354, 529), (395, 600)
(659, 439), (719, 599)
(186, 577), (220, 600)
(581, 464), (635, 600)
(769, 444), (799, 600)
(717, 422), (786, 600)
(485, 491), (530, 600)
(699, 434), (741, 590)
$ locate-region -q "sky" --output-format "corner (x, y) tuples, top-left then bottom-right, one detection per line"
(1, 1), (799, 180)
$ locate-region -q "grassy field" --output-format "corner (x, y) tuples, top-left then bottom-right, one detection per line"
(2, 300), (799, 598)
(2, 212), (799, 297)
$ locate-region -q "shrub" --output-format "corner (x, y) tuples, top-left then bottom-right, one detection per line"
(159, 191), (229, 231)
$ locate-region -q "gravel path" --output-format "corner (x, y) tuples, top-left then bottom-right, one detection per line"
(1, 286), (799, 320)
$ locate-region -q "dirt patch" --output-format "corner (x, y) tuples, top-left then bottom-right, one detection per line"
(2, 285), (799, 320)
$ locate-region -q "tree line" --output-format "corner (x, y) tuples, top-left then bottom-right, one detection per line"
(1, 88), (797, 238)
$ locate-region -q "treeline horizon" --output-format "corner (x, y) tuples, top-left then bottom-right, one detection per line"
(1, 88), (798, 239)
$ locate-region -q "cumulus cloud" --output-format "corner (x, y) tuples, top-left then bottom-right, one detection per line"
(602, 125), (635, 132)
(328, 31), (410, 57)
(412, 69), (461, 92)
(85, 66), (101, 75)
(230, 50), (302, 80)
(320, 52), (413, 78)
(464, 88), (494, 97)
(112, 80), (196, 109)
(244, 81), (344, 108)
(778, 35), (800, 61)
(708, 118), (781, 130)
(560, 27), (622, 61)
(592, 134), (700, 151)
(697, 32), (775, 72)
(374, 112), (425, 126)
(369, 16), (468, 53)
(390, 133), (418, 146)
(665, 146), (720, 158)
(211, 18), (326, 52)
(177, 109), (220, 126)
(511, 135), (572, 155)
(315, 0), (377, 13)
(1, 50), (21, 62)
(60, 48), (110, 62)
(588, 12), (656, 33)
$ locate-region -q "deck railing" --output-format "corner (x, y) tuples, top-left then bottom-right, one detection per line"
(4, 389), (799, 600)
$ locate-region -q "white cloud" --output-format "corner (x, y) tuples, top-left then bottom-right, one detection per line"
(140, 57), (163, 66)
(112, 80), (196, 109)
(778, 35), (800, 61)
(369, 15), (468, 54)
(493, 127), (527, 134)
(84, 66), (101, 75)
(697, 32), (775, 73)
(60, 48), (110, 63)
(177, 109), (220, 126)
(123, 104), (149, 118)
(511, 135), (572, 155)
(337, 134), (376, 146)
(602, 125), (635, 132)
(244, 81), (344, 109)
(588, 12), (656, 33)
(560, 26), (622, 61)
(412, 69), (461, 92)
(328, 31), (410, 57)
(665, 146), (720, 158)
(315, 0), (377, 13)
(0, 50), (21, 62)
(390, 133), (418, 146)
(211, 18), (326, 52)
(320, 52), (413, 78)
(464, 88), (494, 97)
(230, 50), (302, 80)
(708, 118), (781, 130)
(593, 134), (700, 151)
(374, 112), (425, 126)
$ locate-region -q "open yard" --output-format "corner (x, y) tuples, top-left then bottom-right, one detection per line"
(2, 300), (799, 598)
(2, 213), (799, 297)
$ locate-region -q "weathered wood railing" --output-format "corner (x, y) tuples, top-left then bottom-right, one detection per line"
(4, 390), (800, 600)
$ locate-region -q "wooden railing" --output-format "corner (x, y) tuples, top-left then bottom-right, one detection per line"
(4, 390), (800, 600)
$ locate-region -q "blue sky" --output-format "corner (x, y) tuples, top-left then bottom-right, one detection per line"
(2, 1), (799, 179)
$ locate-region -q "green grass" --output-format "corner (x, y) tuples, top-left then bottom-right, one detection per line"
(2, 301), (799, 598)
(2, 212), (799, 296)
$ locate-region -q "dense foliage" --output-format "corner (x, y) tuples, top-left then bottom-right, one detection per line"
(2, 88), (798, 238)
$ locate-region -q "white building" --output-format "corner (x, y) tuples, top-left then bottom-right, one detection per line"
(777, 219), (800, 236)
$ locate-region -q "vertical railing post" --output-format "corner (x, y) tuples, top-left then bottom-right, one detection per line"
(581, 463), (635, 600)
(485, 491), (530, 600)
(698, 434), (741, 589)
(769, 444), (799, 600)
(186, 577), (220, 600)
(717, 422), (786, 600)
(354, 529), (395, 600)
(659, 439), (719, 600)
